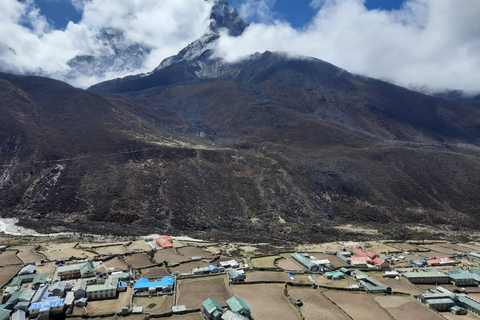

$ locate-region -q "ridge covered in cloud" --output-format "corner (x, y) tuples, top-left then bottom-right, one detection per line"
(1, 0), (479, 94)
(216, 0), (480, 94)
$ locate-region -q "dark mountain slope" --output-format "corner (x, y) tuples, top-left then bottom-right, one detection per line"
(3, 51), (480, 241)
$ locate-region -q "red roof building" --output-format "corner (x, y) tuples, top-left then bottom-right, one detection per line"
(372, 257), (388, 267)
(349, 256), (371, 262)
(427, 257), (455, 266)
(367, 252), (378, 260)
(352, 249), (368, 257)
(156, 236), (174, 248)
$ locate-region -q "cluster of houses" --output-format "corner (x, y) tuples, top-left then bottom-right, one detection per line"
(419, 286), (480, 315)
(190, 260), (240, 276)
(403, 267), (480, 286)
(202, 296), (251, 320)
(336, 249), (389, 268)
(0, 261), (133, 320)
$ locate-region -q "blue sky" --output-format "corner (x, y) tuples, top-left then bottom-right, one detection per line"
(34, 0), (407, 30)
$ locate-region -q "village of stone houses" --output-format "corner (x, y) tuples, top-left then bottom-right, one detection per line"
(3, 236), (480, 320)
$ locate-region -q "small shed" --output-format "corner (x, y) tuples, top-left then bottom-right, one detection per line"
(18, 265), (36, 275)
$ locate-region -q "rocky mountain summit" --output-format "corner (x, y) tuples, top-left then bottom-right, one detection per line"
(67, 0), (247, 84)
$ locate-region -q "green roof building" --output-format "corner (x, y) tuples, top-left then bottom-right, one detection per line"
(86, 278), (118, 300)
(425, 298), (456, 311)
(202, 299), (223, 320)
(228, 270), (246, 283)
(457, 296), (480, 315)
(9, 273), (47, 288)
(226, 296), (251, 318)
(291, 253), (320, 272)
(0, 309), (10, 320)
(403, 269), (449, 284)
(6, 290), (36, 306)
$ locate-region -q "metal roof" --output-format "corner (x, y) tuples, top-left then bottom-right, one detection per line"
(29, 298), (64, 311)
(202, 298), (222, 314)
(134, 276), (174, 290)
(426, 298), (455, 305)
(227, 296), (250, 314)
(86, 278), (118, 292)
(222, 310), (249, 320)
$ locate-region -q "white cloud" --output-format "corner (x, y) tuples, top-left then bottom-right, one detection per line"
(216, 0), (480, 94)
(238, 0), (277, 24)
(0, 0), (213, 88)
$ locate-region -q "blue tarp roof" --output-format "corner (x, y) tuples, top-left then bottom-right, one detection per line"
(29, 299), (64, 311)
(134, 277), (174, 290)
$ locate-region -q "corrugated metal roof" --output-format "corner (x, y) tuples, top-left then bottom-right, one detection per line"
(426, 298), (455, 305)
(134, 276), (174, 290)
(221, 310), (249, 320)
(202, 298), (222, 314)
(227, 296), (250, 314)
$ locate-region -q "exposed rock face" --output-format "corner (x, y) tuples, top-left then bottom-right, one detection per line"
(66, 28), (151, 81)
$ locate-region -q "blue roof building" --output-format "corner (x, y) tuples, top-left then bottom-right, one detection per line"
(28, 298), (65, 319)
(134, 277), (174, 292)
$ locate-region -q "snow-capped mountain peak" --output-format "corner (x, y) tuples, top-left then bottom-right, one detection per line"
(155, 0), (248, 71)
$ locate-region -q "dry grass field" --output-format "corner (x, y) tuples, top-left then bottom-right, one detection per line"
(176, 276), (232, 309)
(438, 243), (472, 253)
(10, 245), (44, 263)
(171, 261), (210, 274)
(374, 294), (443, 320)
(288, 287), (349, 320)
(277, 255), (305, 271)
(126, 241), (152, 252)
(0, 250), (22, 266)
(169, 313), (204, 320)
(124, 253), (153, 269)
(176, 246), (215, 260)
(104, 257), (128, 271)
(250, 255), (282, 268)
(0, 265), (22, 286)
(36, 261), (56, 277)
(313, 277), (354, 288)
(177, 276), (232, 309)
(133, 296), (170, 313)
(323, 290), (392, 320)
(140, 267), (170, 278)
(390, 243), (423, 251)
(232, 284), (301, 320)
(77, 242), (129, 248)
(245, 271), (289, 282)
(362, 242), (400, 253)
(94, 245), (128, 255)
(38, 243), (97, 260)
(416, 244), (459, 255)
(154, 249), (190, 264)
(453, 243), (480, 251)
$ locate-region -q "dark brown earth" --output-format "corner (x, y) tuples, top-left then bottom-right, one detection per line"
(2, 50), (480, 243)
